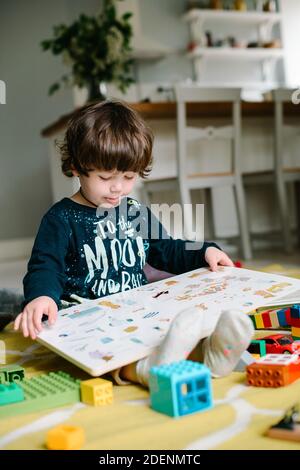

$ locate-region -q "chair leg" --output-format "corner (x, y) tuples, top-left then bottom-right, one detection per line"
(275, 175), (293, 253)
(204, 188), (215, 239)
(233, 180), (252, 260)
(179, 183), (195, 240)
(296, 181), (300, 248)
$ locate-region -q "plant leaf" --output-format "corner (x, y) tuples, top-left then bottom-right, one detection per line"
(48, 82), (60, 95)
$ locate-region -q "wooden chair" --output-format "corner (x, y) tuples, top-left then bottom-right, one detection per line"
(141, 86), (252, 260)
(244, 88), (300, 252)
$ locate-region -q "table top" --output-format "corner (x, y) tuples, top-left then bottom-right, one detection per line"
(41, 101), (300, 138)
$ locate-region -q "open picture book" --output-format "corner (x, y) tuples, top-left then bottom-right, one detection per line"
(37, 266), (300, 376)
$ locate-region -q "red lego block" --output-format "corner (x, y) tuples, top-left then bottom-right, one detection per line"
(234, 261), (243, 268)
(291, 305), (300, 320)
(262, 312), (272, 328)
(285, 308), (291, 325)
(290, 317), (300, 328)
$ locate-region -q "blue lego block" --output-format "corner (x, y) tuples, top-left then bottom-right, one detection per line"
(0, 382), (24, 406)
(277, 309), (289, 326)
(149, 360), (213, 418)
(291, 305), (300, 320)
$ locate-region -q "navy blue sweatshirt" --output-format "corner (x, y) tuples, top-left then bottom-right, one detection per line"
(23, 197), (219, 309)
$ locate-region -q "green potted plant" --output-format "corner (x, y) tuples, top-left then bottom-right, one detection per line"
(41, 0), (134, 101)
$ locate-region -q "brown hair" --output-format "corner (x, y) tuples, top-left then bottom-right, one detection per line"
(59, 99), (153, 178)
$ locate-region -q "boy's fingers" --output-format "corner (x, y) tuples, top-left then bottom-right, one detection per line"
(48, 304), (57, 325)
(14, 313), (22, 330)
(208, 258), (218, 272)
(26, 310), (37, 339)
(219, 254), (234, 266)
(32, 309), (44, 332)
(20, 312), (29, 338)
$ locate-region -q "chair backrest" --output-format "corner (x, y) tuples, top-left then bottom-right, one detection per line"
(173, 86), (242, 178)
(174, 86), (241, 103)
(272, 88), (299, 103)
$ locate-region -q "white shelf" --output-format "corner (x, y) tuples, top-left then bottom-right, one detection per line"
(131, 49), (169, 61)
(187, 47), (284, 61)
(130, 36), (173, 61)
(183, 9), (281, 25)
(183, 7), (285, 85)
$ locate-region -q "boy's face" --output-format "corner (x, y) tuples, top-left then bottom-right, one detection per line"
(74, 168), (138, 208)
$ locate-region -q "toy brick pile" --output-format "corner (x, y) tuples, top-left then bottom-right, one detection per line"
(0, 366), (113, 418)
(246, 305), (300, 388)
(1, 306), (300, 448)
(248, 304), (300, 339)
(0, 360), (213, 424)
(0, 365), (114, 449)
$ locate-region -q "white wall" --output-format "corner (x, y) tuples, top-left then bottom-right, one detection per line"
(280, 0), (300, 86)
(0, 0), (298, 247)
(0, 0), (100, 243)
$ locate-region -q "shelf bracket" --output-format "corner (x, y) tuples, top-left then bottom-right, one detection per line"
(261, 57), (276, 82)
(190, 17), (205, 45)
(257, 20), (274, 45)
(193, 56), (205, 82)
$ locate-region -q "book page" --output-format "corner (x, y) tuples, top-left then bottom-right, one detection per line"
(37, 266), (300, 376)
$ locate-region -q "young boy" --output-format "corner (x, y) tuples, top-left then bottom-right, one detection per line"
(13, 100), (253, 386)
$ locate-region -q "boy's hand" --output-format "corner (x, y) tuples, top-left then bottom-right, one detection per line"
(14, 296), (58, 340)
(205, 246), (234, 272)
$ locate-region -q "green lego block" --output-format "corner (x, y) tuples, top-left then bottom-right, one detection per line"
(0, 383), (24, 406)
(249, 314), (256, 328)
(0, 364), (25, 384)
(0, 371), (81, 418)
(248, 340), (267, 356)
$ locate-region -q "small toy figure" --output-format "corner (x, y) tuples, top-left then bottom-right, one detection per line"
(267, 405), (300, 442)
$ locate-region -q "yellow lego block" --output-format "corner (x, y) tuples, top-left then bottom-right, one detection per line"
(46, 425), (85, 450)
(254, 313), (264, 329)
(291, 326), (300, 338)
(80, 378), (113, 406)
(250, 354), (260, 361)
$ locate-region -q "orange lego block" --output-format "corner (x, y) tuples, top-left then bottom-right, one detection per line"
(80, 378), (113, 406)
(46, 425), (85, 450)
(246, 354), (300, 388)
